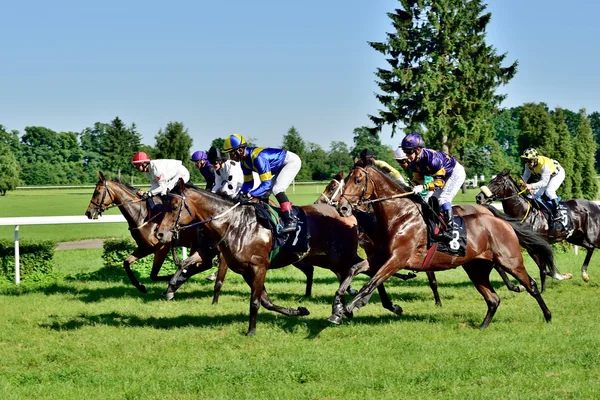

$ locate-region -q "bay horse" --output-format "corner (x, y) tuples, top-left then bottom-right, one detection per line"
(331, 164), (553, 329)
(477, 170), (599, 281)
(155, 179), (404, 335)
(316, 170), (559, 294)
(84, 172), (214, 293)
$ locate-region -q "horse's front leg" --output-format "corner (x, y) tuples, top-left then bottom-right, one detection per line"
(328, 260), (370, 325)
(212, 254), (229, 305)
(345, 255), (406, 315)
(124, 247), (154, 293)
(163, 249), (213, 301)
(242, 266), (268, 336)
(149, 245), (173, 282)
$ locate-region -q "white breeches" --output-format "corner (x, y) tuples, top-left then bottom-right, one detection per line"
(272, 151), (301, 195)
(533, 167), (565, 200)
(432, 162), (466, 206)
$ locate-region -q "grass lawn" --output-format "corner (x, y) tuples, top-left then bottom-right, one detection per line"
(0, 249), (599, 399)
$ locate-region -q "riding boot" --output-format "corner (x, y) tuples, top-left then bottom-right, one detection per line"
(551, 198), (561, 221)
(279, 202), (297, 233)
(439, 208), (455, 241)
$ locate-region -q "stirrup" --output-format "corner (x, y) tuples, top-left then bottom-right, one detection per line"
(280, 222), (297, 233)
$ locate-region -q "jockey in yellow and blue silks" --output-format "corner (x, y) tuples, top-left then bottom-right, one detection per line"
(401, 133), (466, 241)
(223, 133), (302, 233)
(520, 147), (565, 221)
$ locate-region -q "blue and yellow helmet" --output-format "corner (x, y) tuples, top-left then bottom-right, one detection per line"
(223, 134), (247, 153)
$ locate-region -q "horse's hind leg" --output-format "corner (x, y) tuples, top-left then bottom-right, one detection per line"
(426, 271), (442, 307)
(292, 260), (314, 297)
(462, 261), (499, 329)
(163, 249), (214, 300)
(124, 247), (154, 293)
(212, 254), (229, 305)
(581, 247), (594, 282)
(494, 265), (525, 293)
(497, 258), (552, 323)
(328, 260), (370, 325)
(259, 289), (310, 317)
(375, 283), (403, 316)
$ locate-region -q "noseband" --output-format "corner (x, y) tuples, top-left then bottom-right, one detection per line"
(318, 178), (345, 206)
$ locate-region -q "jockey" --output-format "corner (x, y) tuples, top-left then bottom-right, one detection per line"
(520, 147), (565, 221)
(131, 152), (190, 211)
(207, 146), (260, 198)
(394, 147), (432, 197)
(401, 133), (466, 241)
(191, 150), (216, 191)
(360, 148), (407, 185)
(222, 133), (301, 233)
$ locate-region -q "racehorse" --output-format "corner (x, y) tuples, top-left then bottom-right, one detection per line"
(84, 172), (214, 292)
(155, 179), (404, 335)
(317, 170), (560, 294)
(331, 163), (553, 329)
(477, 170), (599, 282)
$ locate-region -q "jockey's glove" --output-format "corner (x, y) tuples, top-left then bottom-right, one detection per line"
(412, 185), (424, 194)
(141, 192), (151, 200)
(235, 192), (252, 204)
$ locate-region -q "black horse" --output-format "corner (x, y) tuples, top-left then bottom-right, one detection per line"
(476, 170), (600, 281)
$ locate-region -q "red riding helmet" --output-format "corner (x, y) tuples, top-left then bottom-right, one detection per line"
(132, 152), (151, 165)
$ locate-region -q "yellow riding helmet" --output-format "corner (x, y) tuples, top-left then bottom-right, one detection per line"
(223, 134), (247, 153)
(520, 147), (538, 160)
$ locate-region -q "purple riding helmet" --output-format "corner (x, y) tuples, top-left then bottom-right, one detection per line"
(191, 150), (208, 162)
(401, 133), (425, 150)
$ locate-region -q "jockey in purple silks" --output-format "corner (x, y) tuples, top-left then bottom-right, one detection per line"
(191, 150), (216, 191)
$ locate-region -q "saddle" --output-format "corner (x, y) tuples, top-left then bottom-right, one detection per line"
(252, 202), (309, 256)
(531, 196), (574, 236)
(422, 197), (467, 257)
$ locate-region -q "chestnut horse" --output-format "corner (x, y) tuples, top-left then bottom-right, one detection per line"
(84, 172), (213, 292)
(331, 164), (553, 329)
(317, 170), (559, 294)
(154, 179), (404, 335)
(477, 170), (598, 281)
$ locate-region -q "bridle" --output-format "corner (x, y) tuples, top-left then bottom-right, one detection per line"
(340, 167), (371, 209)
(317, 178), (345, 206)
(90, 180), (143, 214)
(479, 175), (528, 203)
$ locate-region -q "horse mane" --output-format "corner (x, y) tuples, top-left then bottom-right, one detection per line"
(112, 178), (140, 195)
(177, 183), (235, 205)
(367, 164), (412, 193)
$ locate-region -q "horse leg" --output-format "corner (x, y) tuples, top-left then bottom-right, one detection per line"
(328, 260), (370, 325)
(259, 288), (310, 317)
(529, 250), (572, 282)
(581, 248), (594, 282)
(123, 247), (154, 293)
(212, 254), (229, 305)
(494, 264), (525, 293)
(375, 283), (403, 316)
(496, 258), (552, 324)
(241, 266), (268, 336)
(149, 245), (173, 282)
(163, 250), (212, 301)
(344, 255), (405, 316)
(462, 261), (499, 329)
(292, 260), (314, 297)
(425, 271), (442, 307)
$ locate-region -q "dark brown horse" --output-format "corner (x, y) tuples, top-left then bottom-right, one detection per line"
(331, 164), (553, 329)
(477, 170), (599, 281)
(155, 179), (404, 335)
(84, 172), (213, 292)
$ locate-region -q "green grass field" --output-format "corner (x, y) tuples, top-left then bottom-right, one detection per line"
(1, 185), (600, 399)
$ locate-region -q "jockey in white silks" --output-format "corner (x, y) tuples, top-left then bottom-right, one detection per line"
(131, 152), (190, 197)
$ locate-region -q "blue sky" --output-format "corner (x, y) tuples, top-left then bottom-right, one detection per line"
(2, 0), (599, 153)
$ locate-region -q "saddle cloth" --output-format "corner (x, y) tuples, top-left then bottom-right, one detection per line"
(253, 202), (309, 254)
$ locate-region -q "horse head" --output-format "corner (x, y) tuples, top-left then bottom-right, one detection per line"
(336, 165), (375, 217)
(476, 170), (520, 205)
(315, 171), (345, 206)
(155, 178), (192, 244)
(85, 171), (114, 219)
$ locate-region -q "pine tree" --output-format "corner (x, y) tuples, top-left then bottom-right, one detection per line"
(368, 0), (517, 155)
(573, 109), (598, 200)
(518, 103), (557, 157)
(154, 122), (193, 161)
(552, 108), (574, 199)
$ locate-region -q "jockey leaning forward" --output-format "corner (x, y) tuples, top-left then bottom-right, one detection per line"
(207, 146), (260, 198)
(520, 147), (565, 221)
(222, 133), (301, 233)
(131, 152), (190, 213)
(191, 150), (216, 190)
(401, 133), (466, 241)
(359, 148), (407, 185)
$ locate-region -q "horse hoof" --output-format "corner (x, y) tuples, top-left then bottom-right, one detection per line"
(245, 329), (256, 336)
(582, 273), (590, 282)
(344, 310), (354, 319)
(327, 314), (342, 325)
(137, 285), (147, 294)
(348, 288), (358, 296)
(392, 304), (403, 316)
(562, 273), (573, 280)
(516, 285), (526, 293)
(297, 307), (310, 316)
(162, 291), (174, 301)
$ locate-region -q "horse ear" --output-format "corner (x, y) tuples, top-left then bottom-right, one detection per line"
(98, 171), (105, 181)
(334, 171), (344, 180)
(178, 178), (185, 190)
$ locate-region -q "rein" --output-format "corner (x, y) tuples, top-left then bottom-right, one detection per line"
(91, 180), (143, 212)
(318, 179), (344, 206)
(168, 189), (241, 232)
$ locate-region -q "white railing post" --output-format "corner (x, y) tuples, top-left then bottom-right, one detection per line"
(14, 225), (20, 285)
(182, 247), (187, 260)
(574, 245), (578, 255)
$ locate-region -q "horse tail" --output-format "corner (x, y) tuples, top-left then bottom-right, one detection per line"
(484, 205), (555, 269)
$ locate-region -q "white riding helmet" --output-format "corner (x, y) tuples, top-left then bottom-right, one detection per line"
(393, 147), (407, 160)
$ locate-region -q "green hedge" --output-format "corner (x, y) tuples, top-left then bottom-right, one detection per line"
(75, 238), (180, 281)
(0, 239), (55, 282)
